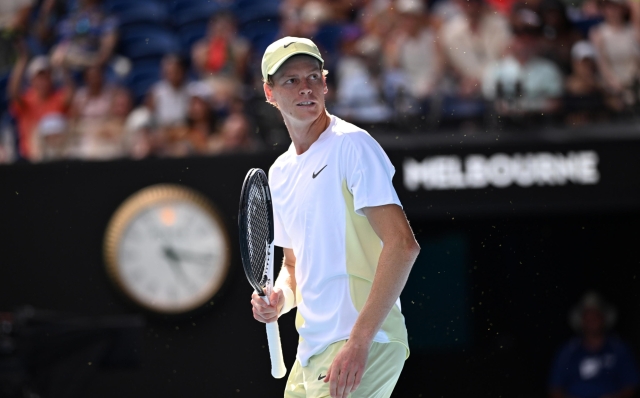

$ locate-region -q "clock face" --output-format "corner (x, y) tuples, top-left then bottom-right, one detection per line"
(104, 185), (230, 314)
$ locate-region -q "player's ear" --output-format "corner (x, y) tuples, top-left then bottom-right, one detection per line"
(264, 82), (275, 104)
(322, 75), (328, 95)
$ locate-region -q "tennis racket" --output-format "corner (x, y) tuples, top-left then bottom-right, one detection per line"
(238, 168), (287, 379)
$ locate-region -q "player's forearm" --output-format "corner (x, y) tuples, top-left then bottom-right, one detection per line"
(274, 262), (296, 298)
(274, 257), (297, 315)
(349, 237), (419, 345)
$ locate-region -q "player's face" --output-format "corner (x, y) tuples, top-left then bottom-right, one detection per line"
(264, 56), (328, 123)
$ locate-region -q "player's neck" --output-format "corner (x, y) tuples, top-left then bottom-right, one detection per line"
(284, 111), (331, 155)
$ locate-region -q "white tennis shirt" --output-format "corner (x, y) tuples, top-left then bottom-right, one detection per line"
(269, 115), (409, 367)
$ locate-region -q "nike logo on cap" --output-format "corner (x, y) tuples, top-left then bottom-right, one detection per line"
(312, 165), (327, 179)
(284, 42), (295, 48)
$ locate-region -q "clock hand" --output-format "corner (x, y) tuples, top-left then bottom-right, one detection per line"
(169, 249), (215, 266)
(163, 247), (193, 287)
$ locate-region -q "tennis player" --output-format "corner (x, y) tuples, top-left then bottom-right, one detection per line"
(251, 37), (420, 398)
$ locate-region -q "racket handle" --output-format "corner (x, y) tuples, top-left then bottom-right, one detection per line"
(265, 321), (287, 379)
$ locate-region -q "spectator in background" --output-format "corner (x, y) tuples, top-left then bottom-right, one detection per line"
(209, 112), (258, 154)
(70, 65), (115, 121)
(334, 25), (392, 122)
(440, 0), (511, 98)
(566, 42), (602, 95)
(549, 292), (639, 398)
(0, 0), (34, 74)
(69, 65), (120, 159)
(482, 11), (564, 113)
(564, 41), (607, 123)
(590, 0), (640, 106)
(71, 86), (132, 160)
(160, 82), (218, 157)
(50, 0), (117, 71)
(123, 94), (154, 160)
(33, 0), (70, 54)
(538, 0), (583, 75)
(34, 113), (70, 162)
(8, 45), (73, 161)
(192, 12), (250, 82)
(149, 54), (190, 128)
(383, 0), (444, 111)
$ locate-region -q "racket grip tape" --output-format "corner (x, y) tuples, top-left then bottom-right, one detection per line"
(265, 321), (286, 378)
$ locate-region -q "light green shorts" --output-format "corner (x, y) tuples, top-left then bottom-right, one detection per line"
(284, 340), (406, 398)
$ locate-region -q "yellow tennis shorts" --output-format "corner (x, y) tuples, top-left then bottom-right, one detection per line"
(284, 340), (406, 398)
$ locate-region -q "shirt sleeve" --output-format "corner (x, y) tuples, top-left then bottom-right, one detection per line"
(268, 167), (292, 249)
(342, 131), (401, 216)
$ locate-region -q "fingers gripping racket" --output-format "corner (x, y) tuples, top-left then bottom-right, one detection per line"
(238, 168), (287, 379)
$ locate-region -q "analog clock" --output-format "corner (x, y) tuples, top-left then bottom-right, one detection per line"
(104, 184), (230, 314)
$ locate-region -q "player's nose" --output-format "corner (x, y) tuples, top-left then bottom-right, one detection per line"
(299, 80), (312, 95)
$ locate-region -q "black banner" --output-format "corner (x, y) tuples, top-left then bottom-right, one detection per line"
(388, 140), (640, 219)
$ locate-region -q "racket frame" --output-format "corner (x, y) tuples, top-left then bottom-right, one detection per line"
(238, 168), (286, 379)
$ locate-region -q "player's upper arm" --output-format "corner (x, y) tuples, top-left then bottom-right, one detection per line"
(362, 204), (419, 255)
(283, 248), (296, 268)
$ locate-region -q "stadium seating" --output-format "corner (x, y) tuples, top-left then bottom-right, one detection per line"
(170, 0), (223, 27)
(178, 21), (209, 50)
(118, 26), (182, 60)
(231, 0), (280, 24)
(108, 1), (170, 28)
(126, 60), (162, 104)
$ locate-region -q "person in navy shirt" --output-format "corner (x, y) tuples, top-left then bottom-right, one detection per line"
(549, 292), (639, 398)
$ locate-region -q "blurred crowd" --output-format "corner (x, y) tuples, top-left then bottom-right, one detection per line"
(1, 0), (640, 163)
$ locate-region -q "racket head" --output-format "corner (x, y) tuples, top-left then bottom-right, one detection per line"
(238, 168), (275, 296)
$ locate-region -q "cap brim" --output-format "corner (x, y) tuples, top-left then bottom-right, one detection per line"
(266, 51), (324, 78)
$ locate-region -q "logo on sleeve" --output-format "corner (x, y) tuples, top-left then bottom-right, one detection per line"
(312, 165), (327, 179)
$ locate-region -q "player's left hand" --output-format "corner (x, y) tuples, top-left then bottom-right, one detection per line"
(324, 339), (370, 398)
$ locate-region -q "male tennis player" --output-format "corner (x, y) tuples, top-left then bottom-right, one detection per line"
(250, 37), (420, 398)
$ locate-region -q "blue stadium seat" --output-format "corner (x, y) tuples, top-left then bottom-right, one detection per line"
(239, 18), (279, 55)
(0, 73), (9, 115)
(178, 21), (209, 50)
(231, 0), (279, 24)
(170, 0), (223, 27)
(109, 1), (170, 27)
(119, 26), (182, 60)
(312, 24), (345, 58)
(126, 61), (162, 104)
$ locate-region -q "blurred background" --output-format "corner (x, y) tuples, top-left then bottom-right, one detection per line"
(1, 0), (640, 397)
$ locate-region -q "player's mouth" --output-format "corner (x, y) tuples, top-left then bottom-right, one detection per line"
(296, 101), (316, 107)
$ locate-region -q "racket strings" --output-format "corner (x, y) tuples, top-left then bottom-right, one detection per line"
(246, 181), (270, 287)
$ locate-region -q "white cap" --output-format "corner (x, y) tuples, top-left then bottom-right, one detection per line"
(397, 0), (426, 14)
(261, 37), (324, 81)
(38, 114), (67, 137)
(26, 56), (51, 80)
(571, 40), (596, 60)
(187, 81), (214, 103)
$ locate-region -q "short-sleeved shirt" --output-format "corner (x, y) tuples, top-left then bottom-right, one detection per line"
(269, 115), (409, 366)
(549, 337), (640, 398)
(150, 81), (189, 127)
(10, 88), (69, 159)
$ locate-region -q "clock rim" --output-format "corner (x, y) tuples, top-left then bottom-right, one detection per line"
(103, 184), (231, 315)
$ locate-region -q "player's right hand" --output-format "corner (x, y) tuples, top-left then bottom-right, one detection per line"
(251, 288), (283, 323)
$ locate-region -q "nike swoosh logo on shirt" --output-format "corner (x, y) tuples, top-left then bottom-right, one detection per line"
(312, 165), (327, 179)
(318, 374), (326, 380)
